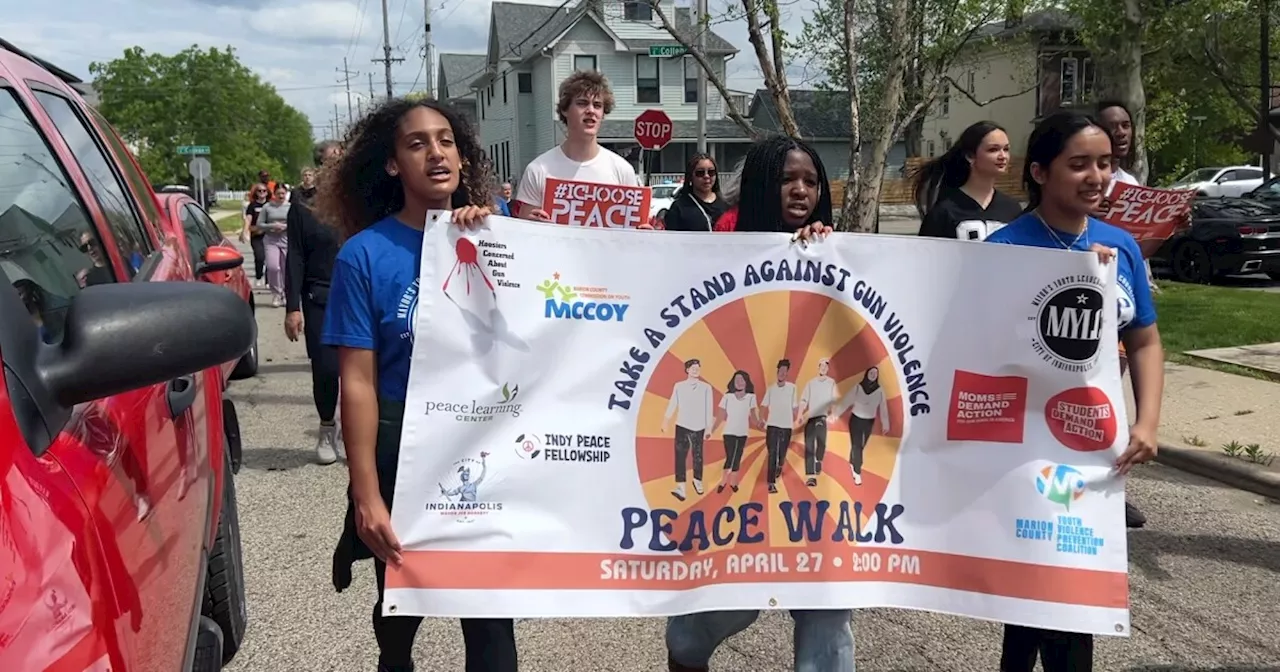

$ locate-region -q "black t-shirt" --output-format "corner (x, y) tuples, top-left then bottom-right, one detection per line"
(245, 200), (266, 237)
(663, 191), (729, 232)
(917, 187), (1024, 240)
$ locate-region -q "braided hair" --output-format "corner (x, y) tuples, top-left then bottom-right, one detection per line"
(734, 135), (832, 233)
(313, 97), (494, 240)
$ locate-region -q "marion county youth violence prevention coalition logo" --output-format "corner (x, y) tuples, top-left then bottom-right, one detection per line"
(631, 289), (911, 558)
(1028, 275), (1106, 372)
(1035, 463), (1087, 510)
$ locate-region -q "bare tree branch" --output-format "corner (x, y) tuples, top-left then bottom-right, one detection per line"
(742, 0), (801, 137)
(945, 75), (1039, 106)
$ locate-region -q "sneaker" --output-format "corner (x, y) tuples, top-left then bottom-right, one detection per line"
(334, 424), (346, 461)
(316, 423), (339, 465)
(1125, 500), (1147, 528)
(851, 466), (862, 485)
(768, 483), (778, 494)
(806, 477), (817, 487)
(692, 479), (703, 495)
(272, 296), (285, 308)
(671, 482), (686, 501)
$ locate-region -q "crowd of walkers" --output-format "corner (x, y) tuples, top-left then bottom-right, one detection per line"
(237, 66), (1162, 671)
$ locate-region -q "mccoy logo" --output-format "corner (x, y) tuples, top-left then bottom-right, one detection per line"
(1044, 387), (1118, 452)
(1030, 275), (1106, 372)
(425, 382), (523, 423)
(946, 370), (1028, 443)
(1035, 464), (1087, 510)
(537, 272), (630, 322)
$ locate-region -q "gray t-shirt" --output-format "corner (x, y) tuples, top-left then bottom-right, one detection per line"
(256, 201), (290, 237)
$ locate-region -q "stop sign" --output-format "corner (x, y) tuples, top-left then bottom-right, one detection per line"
(634, 109), (673, 150)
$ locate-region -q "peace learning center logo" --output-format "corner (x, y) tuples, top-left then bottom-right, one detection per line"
(634, 290), (905, 556)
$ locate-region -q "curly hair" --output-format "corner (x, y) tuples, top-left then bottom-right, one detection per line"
(313, 97), (494, 240)
(556, 70), (615, 124)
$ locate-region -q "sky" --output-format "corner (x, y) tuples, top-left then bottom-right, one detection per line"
(7, 0), (818, 140)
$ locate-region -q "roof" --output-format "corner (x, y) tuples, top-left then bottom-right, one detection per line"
(748, 88), (854, 138)
(973, 8), (1077, 40)
(438, 53), (487, 99)
(598, 118), (751, 141)
(486, 1), (736, 72)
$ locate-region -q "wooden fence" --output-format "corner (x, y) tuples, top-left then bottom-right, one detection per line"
(829, 157), (1028, 209)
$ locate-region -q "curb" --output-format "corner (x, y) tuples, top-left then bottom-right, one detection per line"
(1179, 352), (1280, 383)
(1155, 443), (1280, 501)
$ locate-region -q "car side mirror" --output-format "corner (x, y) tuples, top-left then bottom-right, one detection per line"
(197, 245), (244, 275)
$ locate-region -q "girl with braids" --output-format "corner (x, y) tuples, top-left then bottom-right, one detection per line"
(985, 111), (1164, 672)
(663, 153), (728, 231)
(667, 135), (847, 672)
(316, 98), (517, 672)
(914, 120), (1022, 240)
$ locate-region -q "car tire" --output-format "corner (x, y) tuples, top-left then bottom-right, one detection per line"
(223, 399), (242, 475)
(203, 440), (248, 665)
(230, 301), (258, 380)
(1171, 240), (1214, 284)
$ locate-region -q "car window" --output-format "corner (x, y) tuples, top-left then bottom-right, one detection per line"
(1237, 169), (1264, 181)
(0, 88), (115, 344)
(1217, 170), (1237, 182)
(1173, 168), (1222, 185)
(652, 186), (679, 199)
(180, 204), (222, 269)
(32, 91), (152, 279)
(91, 109), (166, 231)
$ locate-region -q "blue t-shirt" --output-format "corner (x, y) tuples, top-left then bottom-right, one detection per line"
(985, 213), (1156, 333)
(496, 197), (512, 217)
(321, 216), (424, 402)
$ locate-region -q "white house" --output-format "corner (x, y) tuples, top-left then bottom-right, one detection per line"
(468, 0), (744, 185)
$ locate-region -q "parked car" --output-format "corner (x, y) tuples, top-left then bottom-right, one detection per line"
(157, 184), (218, 211)
(651, 182), (679, 220)
(1244, 175), (1280, 202)
(0, 38), (253, 671)
(157, 193), (258, 389)
(1168, 165), (1266, 197)
(1150, 197), (1280, 283)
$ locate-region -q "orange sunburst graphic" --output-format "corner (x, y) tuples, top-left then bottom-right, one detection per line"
(635, 290), (905, 556)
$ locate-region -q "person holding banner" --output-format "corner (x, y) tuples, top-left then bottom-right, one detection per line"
(513, 70), (639, 221)
(985, 111), (1166, 672)
(914, 121), (1023, 241)
(667, 135), (850, 672)
(664, 153), (729, 232)
(314, 97), (519, 672)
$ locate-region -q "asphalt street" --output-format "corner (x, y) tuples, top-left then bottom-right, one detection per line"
(226, 283), (1280, 672)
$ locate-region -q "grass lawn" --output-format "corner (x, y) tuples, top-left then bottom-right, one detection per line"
(212, 209), (244, 233)
(1153, 281), (1280, 378)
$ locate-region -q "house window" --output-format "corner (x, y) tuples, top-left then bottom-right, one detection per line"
(927, 140), (936, 157)
(503, 141), (511, 181)
(636, 55), (660, 104)
(489, 81), (494, 97)
(574, 55), (597, 71)
(503, 72), (508, 104)
(1081, 58), (1095, 101)
(480, 92), (485, 120)
(1060, 57), (1079, 105)
(939, 81), (950, 117)
(966, 71), (975, 95)
(624, 1), (653, 21)
(684, 57), (698, 103)
(518, 72), (532, 93)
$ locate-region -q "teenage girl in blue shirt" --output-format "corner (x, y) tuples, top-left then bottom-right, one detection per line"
(314, 98), (516, 672)
(985, 111), (1166, 671)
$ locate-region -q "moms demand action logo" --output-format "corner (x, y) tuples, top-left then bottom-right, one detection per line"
(537, 272), (630, 322)
(1029, 275), (1105, 372)
(1044, 387), (1118, 452)
(946, 370), (1028, 443)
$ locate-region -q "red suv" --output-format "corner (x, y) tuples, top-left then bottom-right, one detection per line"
(0, 39), (253, 672)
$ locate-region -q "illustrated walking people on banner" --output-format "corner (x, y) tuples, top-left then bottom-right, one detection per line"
(662, 359), (714, 501)
(711, 369), (759, 494)
(983, 110), (1165, 672)
(760, 358), (798, 494)
(833, 365), (890, 486)
(795, 357), (837, 486)
(915, 120), (1023, 241)
(314, 96), (518, 672)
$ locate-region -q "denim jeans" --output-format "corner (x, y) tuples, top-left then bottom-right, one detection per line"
(667, 609), (855, 671)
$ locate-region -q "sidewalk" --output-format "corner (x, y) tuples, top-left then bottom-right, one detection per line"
(1125, 361), (1280, 499)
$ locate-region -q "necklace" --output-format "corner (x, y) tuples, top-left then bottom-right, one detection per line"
(1032, 209), (1088, 250)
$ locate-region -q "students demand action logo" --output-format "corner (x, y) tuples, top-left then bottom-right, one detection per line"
(1031, 277), (1105, 372)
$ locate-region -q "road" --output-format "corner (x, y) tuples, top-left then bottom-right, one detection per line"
(226, 283), (1280, 672)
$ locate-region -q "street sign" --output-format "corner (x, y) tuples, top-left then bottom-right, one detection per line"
(648, 45), (687, 58)
(188, 157), (211, 179)
(177, 145), (210, 155)
(634, 109), (673, 151)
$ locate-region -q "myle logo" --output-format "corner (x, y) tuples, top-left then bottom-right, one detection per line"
(1030, 275), (1105, 372)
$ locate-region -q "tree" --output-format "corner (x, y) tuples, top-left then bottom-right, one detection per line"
(89, 46), (313, 189)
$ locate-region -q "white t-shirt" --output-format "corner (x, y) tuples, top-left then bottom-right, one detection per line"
(665, 379), (713, 431)
(515, 145), (639, 210)
(761, 382), (797, 429)
(799, 376), (838, 419)
(845, 385), (888, 427)
(1112, 167), (1140, 186)
(719, 392), (757, 437)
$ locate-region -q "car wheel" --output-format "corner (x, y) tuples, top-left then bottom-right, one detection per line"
(230, 302), (258, 380)
(203, 439), (248, 665)
(1171, 240), (1214, 284)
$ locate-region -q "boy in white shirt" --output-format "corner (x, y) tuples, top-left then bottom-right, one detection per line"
(514, 70), (639, 221)
(759, 359), (797, 494)
(662, 359), (714, 501)
(795, 358), (838, 486)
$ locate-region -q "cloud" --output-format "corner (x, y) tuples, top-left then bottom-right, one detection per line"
(249, 1), (374, 44)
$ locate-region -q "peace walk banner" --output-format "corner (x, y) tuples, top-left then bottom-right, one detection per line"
(386, 213), (1133, 637)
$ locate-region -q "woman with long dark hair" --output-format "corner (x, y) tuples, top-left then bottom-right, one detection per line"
(711, 369), (759, 493)
(985, 111), (1164, 672)
(667, 134), (849, 672)
(915, 121), (1023, 240)
(315, 97), (518, 672)
(663, 153), (728, 231)
(832, 365), (890, 486)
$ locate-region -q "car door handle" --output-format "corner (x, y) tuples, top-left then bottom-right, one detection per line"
(166, 374), (197, 419)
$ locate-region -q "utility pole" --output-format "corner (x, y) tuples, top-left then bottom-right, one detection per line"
(334, 103), (341, 138)
(369, 72), (376, 102)
(424, 0), (434, 98)
(337, 57), (358, 125)
(373, 0), (405, 99)
(695, 0), (708, 154)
